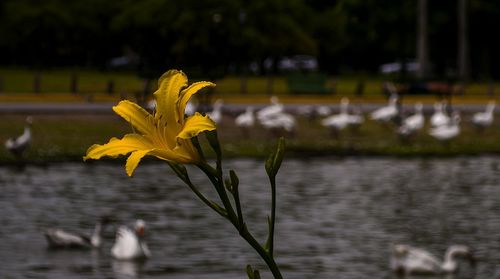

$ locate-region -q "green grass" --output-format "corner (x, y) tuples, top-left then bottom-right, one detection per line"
(0, 115), (129, 163)
(0, 68), (499, 99)
(0, 68), (144, 94)
(1, 113), (499, 164)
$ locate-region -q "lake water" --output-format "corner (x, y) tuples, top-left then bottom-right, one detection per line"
(1, 157), (499, 279)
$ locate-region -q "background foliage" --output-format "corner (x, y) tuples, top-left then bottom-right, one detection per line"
(0, 0), (499, 79)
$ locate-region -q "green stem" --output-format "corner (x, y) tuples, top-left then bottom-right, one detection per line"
(197, 162), (283, 279)
(240, 224), (283, 279)
(197, 162), (238, 224)
(269, 175), (277, 257)
(232, 182), (244, 230)
(184, 178), (228, 219)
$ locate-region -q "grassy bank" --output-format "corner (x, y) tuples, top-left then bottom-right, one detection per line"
(0, 68), (499, 100)
(1, 113), (499, 164)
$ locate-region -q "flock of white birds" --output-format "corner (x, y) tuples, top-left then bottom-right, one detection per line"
(3, 97), (497, 159)
(1, 99), (495, 274)
(200, 95), (496, 142)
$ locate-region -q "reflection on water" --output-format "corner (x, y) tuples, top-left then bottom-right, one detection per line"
(0, 157), (499, 278)
(112, 260), (143, 279)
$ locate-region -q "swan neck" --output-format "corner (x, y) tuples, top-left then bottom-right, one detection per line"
(91, 223), (102, 247)
(487, 104), (495, 113)
(340, 103), (348, 114)
(442, 251), (458, 272)
(23, 125), (31, 135)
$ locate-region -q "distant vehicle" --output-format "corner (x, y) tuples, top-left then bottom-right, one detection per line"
(278, 55), (318, 71)
(379, 60), (418, 74)
(108, 55), (139, 69)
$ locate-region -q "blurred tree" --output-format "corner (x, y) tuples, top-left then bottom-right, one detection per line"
(416, 0), (429, 79)
(0, 0), (499, 79)
(311, 0), (416, 74)
(0, 0), (124, 68)
(469, 0), (500, 79)
(245, 0), (316, 73)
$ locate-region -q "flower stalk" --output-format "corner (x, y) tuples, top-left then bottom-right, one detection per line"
(84, 69), (284, 279)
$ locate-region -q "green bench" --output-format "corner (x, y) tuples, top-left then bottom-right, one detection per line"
(287, 73), (333, 95)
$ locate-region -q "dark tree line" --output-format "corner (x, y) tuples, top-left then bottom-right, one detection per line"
(0, 0), (499, 79)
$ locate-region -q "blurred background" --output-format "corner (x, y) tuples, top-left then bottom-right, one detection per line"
(0, 0), (499, 90)
(1, 1), (500, 279)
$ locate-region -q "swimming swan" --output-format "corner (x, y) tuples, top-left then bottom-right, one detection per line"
(391, 244), (474, 275)
(111, 220), (151, 261)
(44, 216), (111, 249)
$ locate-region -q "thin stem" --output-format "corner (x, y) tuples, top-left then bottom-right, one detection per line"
(232, 183), (244, 230)
(197, 162), (238, 224)
(240, 224), (283, 279)
(269, 175), (277, 257)
(197, 162), (283, 279)
(184, 178), (228, 219)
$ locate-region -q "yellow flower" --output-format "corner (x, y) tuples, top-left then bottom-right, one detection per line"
(84, 69), (216, 176)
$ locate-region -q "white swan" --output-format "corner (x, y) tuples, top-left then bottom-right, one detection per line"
(235, 106), (255, 128)
(429, 112), (460, 141)
(296, 105), (315, 118)
(315, 105), (332, 117)
(257, 96), (284, 121)
(472, 101), (495, 128)
(259, 112), (296, 133)
(391, 244), (474, 275)
(111, 220), (150, 261)
(44, 216), (111, 249)
(321, 98), (352, 130)
(430, 102), (450, 127)
(398, 103), (424, 136)
(370, 94), (398, 122)
(207, 99), (224, 124)
(5, 116), (32, 158)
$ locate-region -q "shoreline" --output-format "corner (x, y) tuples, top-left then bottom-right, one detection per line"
(1, 149), (499, 166)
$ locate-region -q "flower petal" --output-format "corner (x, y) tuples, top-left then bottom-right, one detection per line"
(113, 100), (155, 135)
(154, 70), (187, 126)
(178, 81), (215, 121)
(125, 149), (153, 176)
(84, 134), (153, 160)
(177, 112), (216, 140)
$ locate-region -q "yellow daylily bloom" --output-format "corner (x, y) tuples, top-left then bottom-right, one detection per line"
(84, 69), (216, 176)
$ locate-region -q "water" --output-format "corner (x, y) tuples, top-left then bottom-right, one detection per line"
(0, 157), (499, 279)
